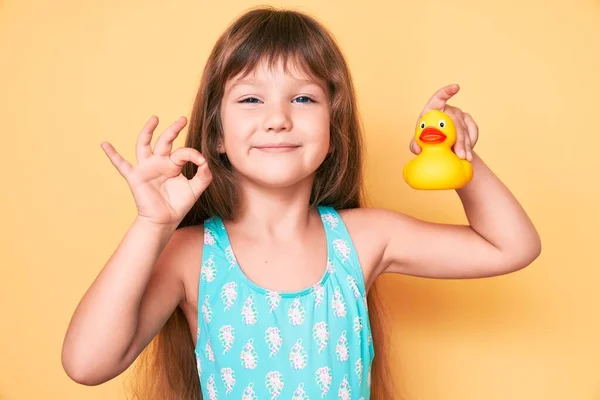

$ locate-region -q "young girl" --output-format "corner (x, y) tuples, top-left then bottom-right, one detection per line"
(62, 7), (541, 400)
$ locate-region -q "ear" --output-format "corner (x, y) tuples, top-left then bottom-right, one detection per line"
(217, 142), (226, 154)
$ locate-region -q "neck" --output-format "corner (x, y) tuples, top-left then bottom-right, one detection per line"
(230, 173), (317, 240)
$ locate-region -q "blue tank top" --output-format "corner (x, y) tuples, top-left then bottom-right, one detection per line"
(194, 206), (374, 399)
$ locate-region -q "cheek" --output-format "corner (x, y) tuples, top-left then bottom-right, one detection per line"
(221, 110), (253, 147)
(298, 110), (330, 146)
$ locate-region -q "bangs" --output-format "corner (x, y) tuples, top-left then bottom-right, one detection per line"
(220, 10), (333, 91)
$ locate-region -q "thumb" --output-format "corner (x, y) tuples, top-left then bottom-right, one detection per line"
(169, 147), (213, 197)
(189, 162), (213, 197)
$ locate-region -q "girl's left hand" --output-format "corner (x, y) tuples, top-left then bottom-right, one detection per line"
(409, 84), (479, 162)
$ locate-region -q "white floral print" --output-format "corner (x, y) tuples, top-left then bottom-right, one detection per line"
(338, 375), (351, 400)
(206, 374), (217, 400)
(241, 294), (258, 325)
(336, 330), (349, 362)
(266, 290), (281, 313)
(288, 297), (305, 326)
(347, 275), (360, 299)
(315, 366), (332, 398)
(201, 254), (217, 283)
(265, 371), (284, 399)
(205, 337), (215, 362)
(321, 212), (339, 230)
(225, 245), (237, 269)
(241, 382), (258, 400)
(289, 339), (308, 370)
(218, 325), (234, 354)
(355, 358), (363, 384)
(265, 327), (283, 357)
(353, 316), (362, 334)
(326, 258), (335, 273)
(202, 295), (213, 323)
(333, 239), (351, 262)
(332, 287), (347, 318)
(220, 281), (237, 311)
(240, 339), (258, 369)
(312, 282), (325, 308)
(204, 227), (216, 245)
(220, 367), (235, 394)
(292, 383), (309, 400)
(312, 322), (329, 353)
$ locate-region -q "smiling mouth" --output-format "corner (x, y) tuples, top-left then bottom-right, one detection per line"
(254, 144), (301, 152)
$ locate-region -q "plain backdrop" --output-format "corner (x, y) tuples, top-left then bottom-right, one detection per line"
(1, 0), (599, 399)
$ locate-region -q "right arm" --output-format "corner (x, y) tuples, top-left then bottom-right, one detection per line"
(62, 115), (212, 385)
(62, 218), (184, 385)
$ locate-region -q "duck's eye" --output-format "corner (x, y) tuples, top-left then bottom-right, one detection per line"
(419, 122), (425, 129)
(439, 120), (446, 128)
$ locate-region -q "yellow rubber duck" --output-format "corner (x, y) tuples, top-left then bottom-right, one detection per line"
(403, 109), (473, 190)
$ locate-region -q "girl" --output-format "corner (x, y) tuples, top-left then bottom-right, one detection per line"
(62, 7), (541, 400)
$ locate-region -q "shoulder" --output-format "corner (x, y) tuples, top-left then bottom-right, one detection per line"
(336, 207), (408, 289)
(164, 224), (205, 264)
(160, 224), (205, 308)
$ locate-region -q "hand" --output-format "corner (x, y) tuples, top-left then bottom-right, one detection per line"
(409, 84), (479, 161)
(101, 116), (212, 226)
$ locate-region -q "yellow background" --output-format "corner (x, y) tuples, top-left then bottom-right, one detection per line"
(1, 0), (598, 399)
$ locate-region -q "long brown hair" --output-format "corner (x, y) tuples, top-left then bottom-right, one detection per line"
(127, 6), (393, 399)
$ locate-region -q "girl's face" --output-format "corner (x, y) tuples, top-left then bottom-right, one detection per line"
(220, 59), (331, 189)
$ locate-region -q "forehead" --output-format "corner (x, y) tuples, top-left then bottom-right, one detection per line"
(225, 57), (326, 91)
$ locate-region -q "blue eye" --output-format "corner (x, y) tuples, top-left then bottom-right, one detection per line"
(293, 96), (314, 104)
(240, 97), (260, 104)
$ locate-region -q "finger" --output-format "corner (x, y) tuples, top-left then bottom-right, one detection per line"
(447, 109), (466, 159)
(409, 138), (421, 155)
(421, 84), (460, 116)
(464, 112), (479, 149)
(169, 146), (205, 168)
(136, 115), (158, 162)
(169, 147), (213, 198)
(153, 117), (187, 156)
(188, 162), (213, 198)
(101, 142), (133, 178)
(464, 131), (473, 161)
(459, 115), (470, 155)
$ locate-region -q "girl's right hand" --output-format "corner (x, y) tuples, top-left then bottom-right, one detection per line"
(101, 116), (212, 227)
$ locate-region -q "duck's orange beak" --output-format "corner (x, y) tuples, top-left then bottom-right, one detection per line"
(419, 127), (446, 144)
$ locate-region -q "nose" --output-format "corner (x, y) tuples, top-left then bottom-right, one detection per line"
(263, 102), (293, 133)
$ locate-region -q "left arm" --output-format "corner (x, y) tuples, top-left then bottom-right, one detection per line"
(371, 151), (541, 280)
(356, 85), (541, 282)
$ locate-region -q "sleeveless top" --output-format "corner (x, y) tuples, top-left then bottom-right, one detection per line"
(194, 206), (374, 399)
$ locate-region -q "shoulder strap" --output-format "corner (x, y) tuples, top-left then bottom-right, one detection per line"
(317, 206), (367, 292)
(199, 216), (236, 304)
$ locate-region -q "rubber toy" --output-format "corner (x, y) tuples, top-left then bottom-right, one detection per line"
(403, 109), (473, 190)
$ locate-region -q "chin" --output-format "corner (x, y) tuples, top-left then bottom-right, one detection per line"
(254, 171), (314, 189)
(235, 166), (316, 189)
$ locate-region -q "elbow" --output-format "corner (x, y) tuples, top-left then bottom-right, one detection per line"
(62, 360), (99, 386)
(61, 346), (114, 386)
(505, 234), (542, 272)
(524, 232), (543, 266)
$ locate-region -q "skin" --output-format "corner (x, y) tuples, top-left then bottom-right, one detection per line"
(62, 60), (541, 386)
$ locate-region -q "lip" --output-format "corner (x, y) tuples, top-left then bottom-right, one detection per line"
(254, 143), (301, 152)
(419, 127), (447, 144)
